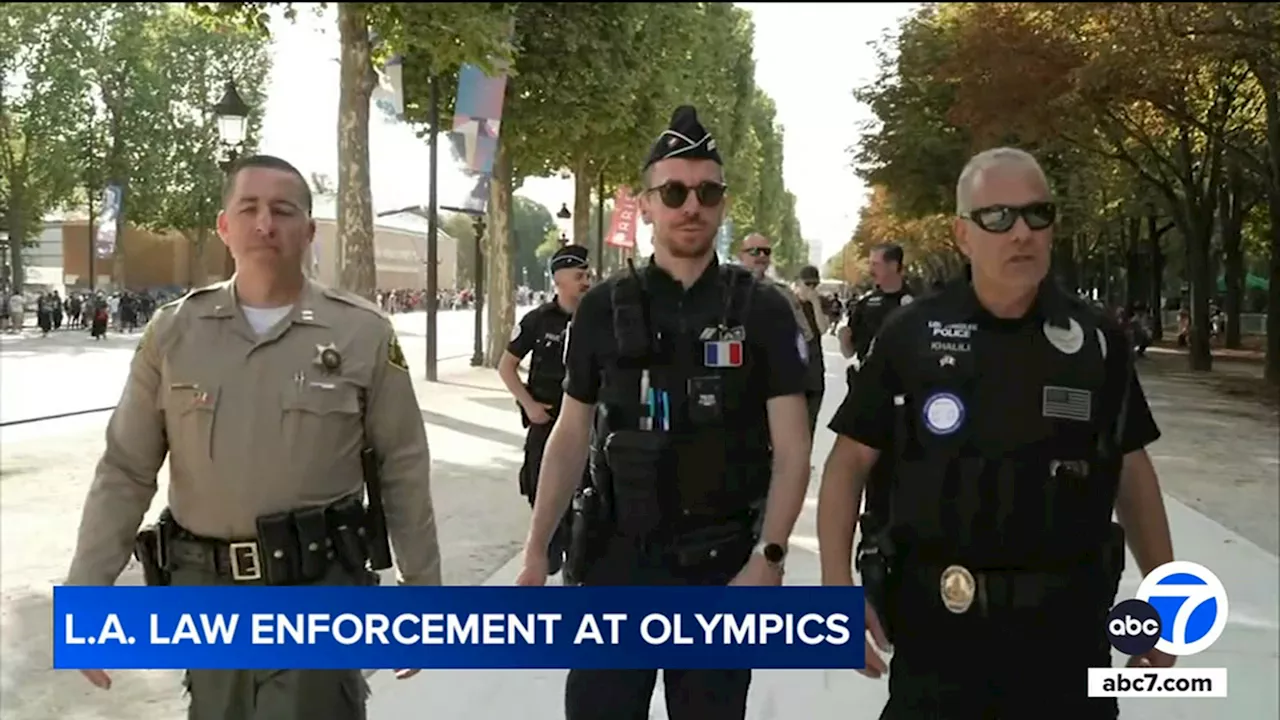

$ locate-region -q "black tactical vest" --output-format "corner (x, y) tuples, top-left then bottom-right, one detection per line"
(524, 303), (571, 405)
(889, 295), (1123, 570)
(593, 263), (768, 521)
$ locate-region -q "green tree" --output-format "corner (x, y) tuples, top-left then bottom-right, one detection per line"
(137, 8), (271, 285)
(190, 2), (513, 301)
(512, 195), (554, 291)
(0, 2), (94, 289)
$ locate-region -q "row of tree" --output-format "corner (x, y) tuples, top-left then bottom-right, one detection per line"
(824, 2), (1279, 382)
(192, 2), (813, 365)
(1, 2), (272, 288)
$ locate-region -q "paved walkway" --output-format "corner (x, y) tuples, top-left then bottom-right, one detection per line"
(368, 346), (1280, 719)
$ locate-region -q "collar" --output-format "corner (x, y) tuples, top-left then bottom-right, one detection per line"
(949, 277), (1072, 328)
(198, 277), (332, 328)
(643, 253), (721, 295)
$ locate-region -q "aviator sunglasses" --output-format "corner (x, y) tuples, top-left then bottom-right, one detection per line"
(965, 201), (1057, 233)
(646, 181), (728, 209)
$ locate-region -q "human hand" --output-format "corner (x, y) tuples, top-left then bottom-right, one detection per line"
(79, 669), (112, 690)
(728, 554), (783, 587)
(524, 402), (554, 425)
(515, 547), (550, 587)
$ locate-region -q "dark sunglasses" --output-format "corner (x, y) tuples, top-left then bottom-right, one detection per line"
(745, 247), (772, 257)
(965, 202), (1057, 233)
(646, 181), (728, 209)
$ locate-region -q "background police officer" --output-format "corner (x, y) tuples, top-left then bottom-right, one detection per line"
(738, 234), (826, 437)
(816, 147), (1176, 719)
(65, 155), (438, 716)
(516, 106), (813, 720)
(498, 244), (592, 576)
(838, 243), (913, 387)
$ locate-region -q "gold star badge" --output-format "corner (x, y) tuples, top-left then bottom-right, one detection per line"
(314, 342), (342, 372)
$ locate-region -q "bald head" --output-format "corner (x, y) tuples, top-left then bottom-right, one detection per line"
(739, 233), (772, 276)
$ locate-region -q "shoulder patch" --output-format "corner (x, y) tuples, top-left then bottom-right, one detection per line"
(387, 328), (409, 372)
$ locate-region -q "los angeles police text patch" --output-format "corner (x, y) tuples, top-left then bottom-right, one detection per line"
(1042, 385), (1092, 422)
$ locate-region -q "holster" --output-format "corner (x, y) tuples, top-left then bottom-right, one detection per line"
(564, 485), (610, 585)
(133, 517), (172, 587)
(603, 429), (670, 537)
(856, 512), (896, 643)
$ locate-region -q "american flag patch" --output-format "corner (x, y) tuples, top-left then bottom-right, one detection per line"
(1042, 385), (1092, 422)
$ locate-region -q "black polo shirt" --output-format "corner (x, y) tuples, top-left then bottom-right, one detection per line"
(830, 279), (1160, 455)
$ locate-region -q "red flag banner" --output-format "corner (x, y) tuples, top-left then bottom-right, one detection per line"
(605, 187), (640, 249)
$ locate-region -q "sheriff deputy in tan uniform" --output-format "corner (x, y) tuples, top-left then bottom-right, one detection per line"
(65, 154), (439, 719)
(738, 233), (828, 436)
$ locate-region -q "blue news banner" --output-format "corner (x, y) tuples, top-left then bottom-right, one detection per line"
(54, 586), (865, 671)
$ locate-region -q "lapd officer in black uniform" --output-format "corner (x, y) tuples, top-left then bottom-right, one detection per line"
(516, 106), (813, 720)
(816, 147), (1176, 719)
(839, 243), (914, 388)
(498, 244), (592, 576)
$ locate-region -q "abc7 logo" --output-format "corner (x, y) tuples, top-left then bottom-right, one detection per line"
(1107, 561), (1229, 656)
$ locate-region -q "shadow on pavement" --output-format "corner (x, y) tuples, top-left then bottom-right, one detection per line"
(427, 455), (530, 587)
(421, 409), (525, 450)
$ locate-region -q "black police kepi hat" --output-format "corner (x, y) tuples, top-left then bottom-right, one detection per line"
(550, 244), (589, 272)
(643, 105), (723, 170)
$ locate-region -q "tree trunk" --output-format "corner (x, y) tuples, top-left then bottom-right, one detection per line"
(1124, 216), (1142, 310)
(1220, 163), (1246, 349)
(1256, 67), (1280, 384)
(484, 141), (515, 367)
(337, 3), (378, 301)
(6, 185), (25, 291)
(572, 157), (591, 246)
(1146, 212), (1167, 340)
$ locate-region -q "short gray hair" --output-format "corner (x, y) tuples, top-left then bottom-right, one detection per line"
(955, 147), (1049, 214)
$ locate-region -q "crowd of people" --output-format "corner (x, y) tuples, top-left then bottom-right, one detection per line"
(1, 287), (180, 339)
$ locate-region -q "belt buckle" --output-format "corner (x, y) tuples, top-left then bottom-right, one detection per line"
(939, 564), (976, 614)
(228, 542), (263, 582)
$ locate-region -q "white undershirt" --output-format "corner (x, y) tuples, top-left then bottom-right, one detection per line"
(241, 305), (294, 337)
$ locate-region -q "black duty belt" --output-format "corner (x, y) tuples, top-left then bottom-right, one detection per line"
(903, 563), (1097, 616)
(166, 496), (369, 585)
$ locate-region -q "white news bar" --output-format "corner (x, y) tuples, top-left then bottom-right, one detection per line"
(1087, 668), (1228, 698)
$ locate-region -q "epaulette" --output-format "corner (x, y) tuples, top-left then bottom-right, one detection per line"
(857, 289), (875, 302)
(321, 286), (388, 320)
(158, 281), (226, 313)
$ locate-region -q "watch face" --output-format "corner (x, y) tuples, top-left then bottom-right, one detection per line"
(763, 543), (785, 564)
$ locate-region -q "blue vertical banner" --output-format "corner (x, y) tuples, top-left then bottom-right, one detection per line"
(449, 60), (510, 215)
(96, 184), (122, 260)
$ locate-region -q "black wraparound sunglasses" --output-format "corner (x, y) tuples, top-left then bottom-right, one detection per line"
(645, 181), (728, 209)
(964, 202), (1057, 233)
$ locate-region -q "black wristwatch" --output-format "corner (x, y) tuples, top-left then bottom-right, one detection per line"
(754, 541), (787, 569)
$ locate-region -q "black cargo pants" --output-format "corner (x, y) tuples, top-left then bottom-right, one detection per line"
(565, 534), (755, 720)
(879, 566), (1120, 720)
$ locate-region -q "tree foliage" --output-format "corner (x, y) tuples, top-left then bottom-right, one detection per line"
(1, 2), (270, 289)
(839, 1), (1278, 380)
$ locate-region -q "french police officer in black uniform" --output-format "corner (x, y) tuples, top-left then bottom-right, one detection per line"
(839, 243), (914, 388)
(516, 106), (813, 720)
(498, 244), (592, 576)
(816, 147), (1177, 719)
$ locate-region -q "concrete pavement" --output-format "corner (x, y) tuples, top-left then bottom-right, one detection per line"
(368, 348), (1280, 719)
(0, 307), (525, 425)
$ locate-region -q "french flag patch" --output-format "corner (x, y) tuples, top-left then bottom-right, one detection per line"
(703, 340), (743, 368)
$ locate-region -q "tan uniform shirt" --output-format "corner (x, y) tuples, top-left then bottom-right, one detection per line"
(773, 281), (827, 342)
(66, 280), (441, 586)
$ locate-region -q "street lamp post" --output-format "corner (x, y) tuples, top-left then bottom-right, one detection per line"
(213, 79), (249, 278)
(556, 203), (572, 246)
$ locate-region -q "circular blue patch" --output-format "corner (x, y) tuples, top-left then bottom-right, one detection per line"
(922, 392), (965, 435)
